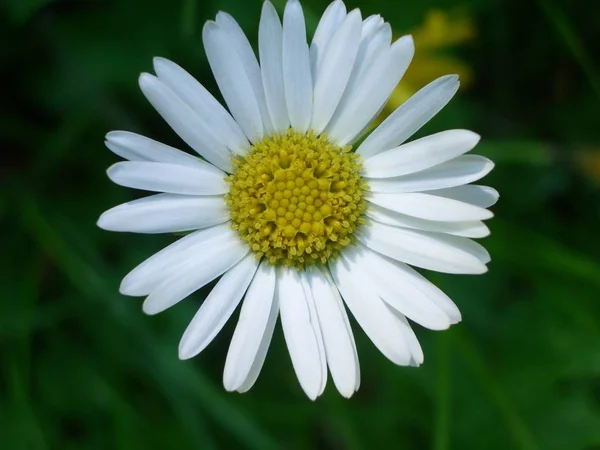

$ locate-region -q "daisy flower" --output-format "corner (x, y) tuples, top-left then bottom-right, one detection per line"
(98, 0), (497, 399)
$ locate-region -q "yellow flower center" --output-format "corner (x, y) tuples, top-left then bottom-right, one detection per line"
(226, 130), (367, 268)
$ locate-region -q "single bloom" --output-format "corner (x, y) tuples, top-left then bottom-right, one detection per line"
(98, 0), (497, 399)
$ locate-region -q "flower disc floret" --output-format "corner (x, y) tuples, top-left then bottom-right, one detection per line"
(226, 130), (367, 267)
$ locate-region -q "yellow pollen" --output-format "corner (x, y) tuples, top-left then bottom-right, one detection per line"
(225, 130), (368, 268)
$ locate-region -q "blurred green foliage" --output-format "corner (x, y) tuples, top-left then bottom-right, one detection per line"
(2, 0), (600, 449)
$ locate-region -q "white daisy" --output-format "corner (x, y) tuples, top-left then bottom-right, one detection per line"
(98, 0), (497, 399)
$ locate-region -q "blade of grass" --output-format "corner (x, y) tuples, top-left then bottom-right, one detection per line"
(455, 330), (538, 450)
(5, 255), (48, 449)
(434, 333), (451, 450)
(18, 193), (279, 450)
(489, 220), (600, 288)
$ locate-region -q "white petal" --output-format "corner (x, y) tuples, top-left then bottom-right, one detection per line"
(357, 74), (460, 159)
(235, 291), (279, 393)
(216, 12), (275, 135)
(429, 185), (499, 208)
(329, 249), (412, 366)
(105, 131), (203, 167)
(349, 19), (391, 93)
(300, 272), (328, 396)
(347, 16), (390, 88)
(307, 267), (359, 398)
(138, 74), (233, 172)
(142, 235), (248, 315)
(97, 194), (228, 234)
(310, 9), (362, 134)
(223, 262), (278, 392)
(363, 130), (480, 179)
(278, 267), (324, 400)
(366, 204), (490, 238)
(357, 220), (488, 274)
(259, 1), (290, 133)
(361, 15), (384, 35)
(202, 21), (264, 142)
(178, 254), (259, 359)
(354, 246), (454, 330)
(107, 161), (227, 195)
(282, 0), (313, 133)
(366, 155), (495, 193)
(119, 224), (235, 296)
(153, 57), (250, 156)
(309, 0), (346, 79)
(366, 192), (493, 222)
(387, 310), (424, 366)
(325, 35), (414, 146)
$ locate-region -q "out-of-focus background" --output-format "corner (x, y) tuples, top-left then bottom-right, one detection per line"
(2, 0), (600, 448)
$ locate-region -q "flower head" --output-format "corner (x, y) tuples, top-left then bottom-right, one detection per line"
(98, 0), (497, 399)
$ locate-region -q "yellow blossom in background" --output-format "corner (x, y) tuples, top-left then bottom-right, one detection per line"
(380, 10), (476, 121)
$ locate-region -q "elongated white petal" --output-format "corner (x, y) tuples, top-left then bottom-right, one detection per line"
(223, 262), (278, 392)
(119, 224), (234, 296)
(107, 161), (227, 195)
(216, 12), (275, 135)
(142, 236), (248, 315)
(301, 272), (328, 396)
(366, 192), (493, 222)
(235, 291), (279, 393)
(388, 310), (424, 366)
(358, 220), (488, 274)
(310, 9), (362, 134)
(363, 130), (480, 179)
(357, 75), (460, 158)
(349, 21), (391, 92)
(361, 14), (384, 35)
(97, 194), (228, 234)
(429, 185), (499, 208)
(325, 35), (414, 146)
(259, 1), (290, 133)
(307, 267), (359, 398)
(138, 74), (233, 172)
(282, 0), (313, 133)
(153, 58), (250, 155)
(105, 131), (203, 167)
(355, 246), (455, 329)
(278, 267), (325, 400)
(366, 155), (494, 193)
(378, 261), (461, 324)
(309, 0), (347, 79)
(178, 255), (259, 359)
(366, 204), (490, 238)
(329, 250), (412, 366)
(203, 21), (264, 142)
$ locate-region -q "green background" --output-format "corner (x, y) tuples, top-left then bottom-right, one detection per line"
(2, 0), (600, 448)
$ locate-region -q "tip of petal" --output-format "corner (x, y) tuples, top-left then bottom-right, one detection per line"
(215, 10), (234, 22)
(152, 56), (171, 73)
(202, 20), (218, 39)
(105, 163), (120, 179)
(138, 72), (157, 90)
(142, 297), (162, 316)
(96, 212), (112, 231)
(222, 373), (239, 393)
(119, 277), (144, 297)
(178, 342), (196, 360)
(395, 34), (415, 48)
(105, 130), (120, 141)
